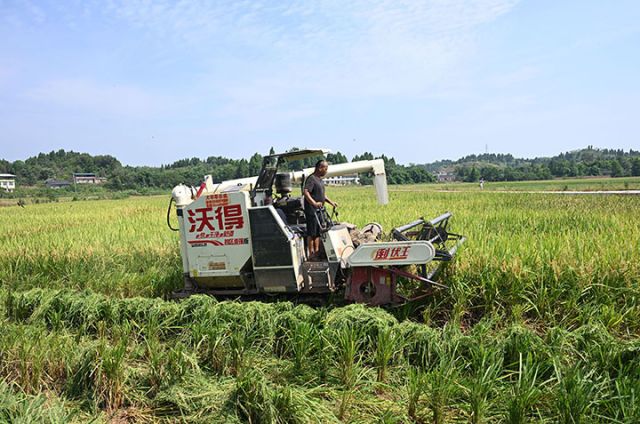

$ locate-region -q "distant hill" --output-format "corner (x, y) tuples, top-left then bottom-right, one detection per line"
(1, 146), (639, 190)
(425, 147), (640, 182)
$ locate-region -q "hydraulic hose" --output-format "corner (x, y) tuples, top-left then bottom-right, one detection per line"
(167, 197), (180, 231)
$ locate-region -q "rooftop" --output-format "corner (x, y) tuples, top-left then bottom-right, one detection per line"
(0, 173), (16, 178)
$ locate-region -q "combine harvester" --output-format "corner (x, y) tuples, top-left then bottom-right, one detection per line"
(168, 149), (465, 305)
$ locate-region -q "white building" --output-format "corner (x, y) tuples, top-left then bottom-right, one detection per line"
(435, 168), (456, 183)
(72, 173), (107, 184)
(0, 173), (16, 192)
(324, 174), (360, 186)
(45, 178), (72, 189)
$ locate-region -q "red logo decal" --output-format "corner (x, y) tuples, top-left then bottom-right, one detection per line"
(373, 246), (410, 261)
(187, 204), (244, 233)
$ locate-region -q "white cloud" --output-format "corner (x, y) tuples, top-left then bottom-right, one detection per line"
(22, 0), (45, 23)
(488, 65), (542, 88)
(100, 0), (519, 125)
(26, 79), (169, 119)
(99, 0), (520, 98)
(1, 0), (46, 27)
(12, 1), (521, 128)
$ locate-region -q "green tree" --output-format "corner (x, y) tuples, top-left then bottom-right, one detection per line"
(610, 159), (624, 177)
(0, 159), (11, 173)
(466, 167), (480, 182)
(631, 158), (640, 176)
(327, 152), (348, 164)
(248, 153), (263, 176)
(586, 163), (600, 176)
(353, 152), (374, 161)
(235, 159), (250, 179)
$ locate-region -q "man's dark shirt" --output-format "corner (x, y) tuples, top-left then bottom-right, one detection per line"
(304, 174), (325, 205)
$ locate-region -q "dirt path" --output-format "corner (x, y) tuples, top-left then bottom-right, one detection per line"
(389, 189), (640, 195)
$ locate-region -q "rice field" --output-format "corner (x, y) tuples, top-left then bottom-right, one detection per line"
(1, 185), (639, 423)
(428, 176), (640, 192)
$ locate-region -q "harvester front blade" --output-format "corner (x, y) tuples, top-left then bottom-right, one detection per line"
(391, 211), (466, 283)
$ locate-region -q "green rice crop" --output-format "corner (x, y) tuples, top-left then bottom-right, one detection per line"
(0, 185), (639, 422)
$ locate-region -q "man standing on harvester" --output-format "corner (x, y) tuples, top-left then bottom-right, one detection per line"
(304, 160), (338, 260)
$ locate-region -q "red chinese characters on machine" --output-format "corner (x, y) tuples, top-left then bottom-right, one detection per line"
(187, 204), (244, 233)
(205, 194), (229, 208)
(373, 246), (410, 261)
(224, 238), (248, 245)
(195, 230), (235, 239)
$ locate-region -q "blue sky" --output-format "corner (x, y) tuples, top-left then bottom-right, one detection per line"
(1, 0), (639, 166)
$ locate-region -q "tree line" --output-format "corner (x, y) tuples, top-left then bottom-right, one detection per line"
(451, 147), (640, 182)
(2, 146), (639, 190)
(0, 148), (433, 190)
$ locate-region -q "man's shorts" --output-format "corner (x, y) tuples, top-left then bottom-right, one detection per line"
(304, 207), (321, 237)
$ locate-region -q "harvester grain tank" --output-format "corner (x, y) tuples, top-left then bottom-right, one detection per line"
(168, 148), (465, 305)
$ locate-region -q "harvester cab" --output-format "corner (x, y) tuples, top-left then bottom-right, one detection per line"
(168, 148), (465, 305)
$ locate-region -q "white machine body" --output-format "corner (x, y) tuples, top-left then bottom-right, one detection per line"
(172, 150), (387, 293)
(180, 191), (252, 283)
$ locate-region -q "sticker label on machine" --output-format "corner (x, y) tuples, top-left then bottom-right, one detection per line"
(347, 241), (436, 266)
(186, 193), (249, 247)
